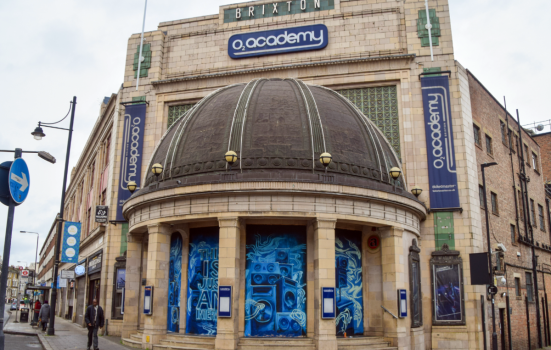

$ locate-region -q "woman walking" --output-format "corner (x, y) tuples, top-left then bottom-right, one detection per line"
(38, 300), (50, 331)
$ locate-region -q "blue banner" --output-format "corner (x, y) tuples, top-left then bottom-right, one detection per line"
(421, 76), (460, 209)
(61, 221), (82, 263)
(228, 24), (328, 59)
(116, 103), (147, 221)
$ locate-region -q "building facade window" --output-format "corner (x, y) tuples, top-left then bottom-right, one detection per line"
(479, 185), (485, 208)
(473, 124), (481, 146)
(530, 199), (537, 227)
(485, 135), (493, 155)
(500, 121), (507, 143)
(510, 224), (516, 243)
(532, 152), (539, 171)
(338, 86), (401, 158)
(168, 104), (195, 129)
(491, 192), (498, 215)
(515, 277), (521, 296)
(526, 272), (533, 301)
(539, 204), (545, 231)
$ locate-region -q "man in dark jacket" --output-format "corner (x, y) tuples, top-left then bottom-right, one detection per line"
(38, 300), (50, 331)
(84, 299), (104, 350)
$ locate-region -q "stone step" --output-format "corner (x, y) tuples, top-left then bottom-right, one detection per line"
(160, 339), (215, 350)
(337, 337), (390, 345)
(130, 334), (142, 341)
(154, 345), (212, 350)
(238, 338), (315, 350)
(339, 348), (396, 350)
(122, 337), (143, 349)
(164, 334), (216, 343)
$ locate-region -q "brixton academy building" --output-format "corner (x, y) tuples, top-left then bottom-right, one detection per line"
(55, 0), (540, 350)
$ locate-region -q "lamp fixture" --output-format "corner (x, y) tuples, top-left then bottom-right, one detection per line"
(411, 186), (422, 197)
(31, 126), (46, 140)
(127, 181), (138, 194)
(389, 167), (402, 180)
(225, 151), (238, 165)
(319, 152), (332, 167)
(151, 163), (163, 177)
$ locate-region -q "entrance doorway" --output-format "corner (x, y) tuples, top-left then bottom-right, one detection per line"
(335, 229), (364, 337)
(167, 232), (183, 333)
(88, 279), (100, 306)
(244, 225), (307, 337)
(499, 308), (506, 350)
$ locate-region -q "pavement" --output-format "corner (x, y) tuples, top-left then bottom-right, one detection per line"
(4, 305), (133, 350)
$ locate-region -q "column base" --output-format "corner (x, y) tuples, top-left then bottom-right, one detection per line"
(314, 336), (337, 350)
(215, 330), (239, 350)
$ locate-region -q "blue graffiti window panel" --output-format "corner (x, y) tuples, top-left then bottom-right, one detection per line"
(185, 227), (220, 336)
(168, 233), (183, 333)
(335, 229), (364, 336)
(245, 225), (307, 338)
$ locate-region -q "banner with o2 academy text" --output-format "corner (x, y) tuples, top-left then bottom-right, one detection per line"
(421, 75), (460, 209)
(116, 103), (147, 221)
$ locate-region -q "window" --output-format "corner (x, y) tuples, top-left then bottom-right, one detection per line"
(485, 135), (493, 155)
(86, 209), (91, 236)
(539, 204), (545, 231)
(409, 239), (422, 328)
(518, 190), (524, 221)
(530, 199), (537, 227)
(473, 124), (481, 146)
(526, 272), (533, 301)
(491, 192), (498, 215)
(500, 121), (507, 143)
(508, 130), (513, 150)
(113, 267), (126, 319)
(515, 277), (521, 296)
(104, 136), (111, 168)
(532, 152), (539, 171)
(479, 185), (485, 208)
(510, 224), (516, 243)
(168, 104), (195, 129)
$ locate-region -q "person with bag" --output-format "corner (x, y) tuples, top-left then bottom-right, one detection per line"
(84, 299), (104, 350)
(33, 299), (41, 324)
(38, 300), (50, 331)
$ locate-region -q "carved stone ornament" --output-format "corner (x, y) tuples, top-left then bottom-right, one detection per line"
(409, 238), (423, 328)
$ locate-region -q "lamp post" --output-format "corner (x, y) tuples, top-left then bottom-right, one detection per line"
(20, 232), (39, 286)
(31, 97), (77, 335)
(481, 161), (498, 350)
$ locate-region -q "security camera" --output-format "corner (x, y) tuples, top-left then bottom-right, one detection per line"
(496, 243), (507, 252)
(517, 252), (521, 257)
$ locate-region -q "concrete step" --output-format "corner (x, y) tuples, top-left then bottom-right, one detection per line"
(238, 338), (315, 350)
(122, 337), (143, 348)
(337, 337), (390, 345)
(154, 345), (213, 350)
(160, 338), (215, 350)
(130, 334), (142, 341)
(164, 334), (216, 344)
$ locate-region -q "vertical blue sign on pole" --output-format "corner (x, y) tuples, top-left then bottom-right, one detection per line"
(421, 75), (461, 210)
(116, 103), (147, 221)
(61, 222), (81, 263)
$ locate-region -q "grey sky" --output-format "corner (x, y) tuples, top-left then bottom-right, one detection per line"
(0, 0), (549, 268)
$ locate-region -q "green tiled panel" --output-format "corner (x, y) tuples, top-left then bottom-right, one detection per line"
(434, 212), (455, 250)
(121, 223), (128, 256)
(168, 104), (195, 128)
(417, 9), (440, 47)
(423, 67), (442, 77)
(132, 96), (146, 104)
(224, 0), (334, 23)
(337, 86), (401, 159)
(133, 44), (151, 78)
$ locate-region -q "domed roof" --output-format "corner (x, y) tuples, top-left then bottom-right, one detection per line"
(142, 78), (411, 198)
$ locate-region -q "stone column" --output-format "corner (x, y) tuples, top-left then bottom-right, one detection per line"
(142, 223), (172, 346)
(215, 217), (241, 350)
(379, 226), (408, 349)
(313, 218), (337, 350)
(122, 232), (144, 339)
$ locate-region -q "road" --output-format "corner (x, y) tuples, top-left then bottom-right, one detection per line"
(3, 303), (43, 349)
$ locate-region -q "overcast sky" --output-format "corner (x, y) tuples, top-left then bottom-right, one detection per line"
(0, 0), (549, 269)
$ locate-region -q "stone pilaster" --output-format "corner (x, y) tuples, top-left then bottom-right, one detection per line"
(313, 218), (338, 350)
(215, 217), (242, 350)
(142, 223), (172, 346)
(379, 226), (409, 349)
(122, 232), (144, 339)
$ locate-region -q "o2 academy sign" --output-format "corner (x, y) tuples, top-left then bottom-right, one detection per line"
(228, 24), (328, 59)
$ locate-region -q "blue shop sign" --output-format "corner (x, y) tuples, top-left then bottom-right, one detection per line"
(228, 24), (328, 59)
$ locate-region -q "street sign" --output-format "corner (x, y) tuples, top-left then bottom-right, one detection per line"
(21, 270), (29, 277)
(8, 158), (30, 204)
(488, 285), (498, 295)
(61, 270), (75, 279)
(95, 205), (108, 223)
(18, 266), (23, 271)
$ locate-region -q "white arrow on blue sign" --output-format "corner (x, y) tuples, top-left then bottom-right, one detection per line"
(9, 158), (30, 204)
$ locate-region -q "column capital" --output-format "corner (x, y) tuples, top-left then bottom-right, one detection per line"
(312, 217), (337, 230)
(378, 226), (404, 238)
(218, 216), (241, 228)
(146, 223), (172, 235)
(127, 231), (145, 243)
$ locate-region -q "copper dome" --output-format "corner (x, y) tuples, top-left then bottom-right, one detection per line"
(140, 78), (410, 198)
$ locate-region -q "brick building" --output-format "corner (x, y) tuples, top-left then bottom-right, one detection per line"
(533, 132), (551, 182)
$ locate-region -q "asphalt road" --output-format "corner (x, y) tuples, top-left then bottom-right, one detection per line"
(3, 303), (43, 349)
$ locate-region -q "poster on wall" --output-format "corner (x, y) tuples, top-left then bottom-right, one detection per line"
(245, 225), (307, 337)
(116, 103), (146, 221)
(421, 75), (461, 210)
(168, 233), (182, 333)
(433, 264), (462, 322)
(335, 229), (363, 336)
(186, 227), (219, 336)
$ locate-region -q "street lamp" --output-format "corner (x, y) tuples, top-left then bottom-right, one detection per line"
(481, 161), (498, 350)
(319, 152), (332, 173)
(30, 97), (77, 336)
(152, 163), (163, 179)
(411, 186), (422, 198)
(225, 151), (238, 171)
(389, 167), (402, 192)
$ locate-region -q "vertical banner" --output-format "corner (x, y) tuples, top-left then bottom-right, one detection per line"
(61, 221), (82, 263)
(116, 103), (147, 221)
(421, 76), (460, 209)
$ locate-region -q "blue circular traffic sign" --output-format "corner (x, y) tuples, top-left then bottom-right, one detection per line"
(9, 158), (30, 204)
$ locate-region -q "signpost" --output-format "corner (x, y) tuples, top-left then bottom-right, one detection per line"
(95, 205), (108, 223)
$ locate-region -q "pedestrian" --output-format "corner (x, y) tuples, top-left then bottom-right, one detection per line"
(33, 299), (41, 324)
(38, 300), (50, 331)
(84, 299), (104, 350)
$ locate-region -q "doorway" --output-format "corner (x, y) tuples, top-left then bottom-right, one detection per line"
(499, 308), (506, 350)
(88, 279), (100, 306)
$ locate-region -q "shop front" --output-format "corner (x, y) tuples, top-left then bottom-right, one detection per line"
(74, 258), (87, 325)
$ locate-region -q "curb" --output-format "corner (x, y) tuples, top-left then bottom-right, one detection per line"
(37, 333), (55, 350)
(4, 330), (37, 336)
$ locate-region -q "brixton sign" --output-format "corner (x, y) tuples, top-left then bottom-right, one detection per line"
(228, 24), (328, 59)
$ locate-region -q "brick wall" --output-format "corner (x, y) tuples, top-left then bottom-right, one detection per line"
(469, 70), (551, 349)
(533, 132), (551, 182)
